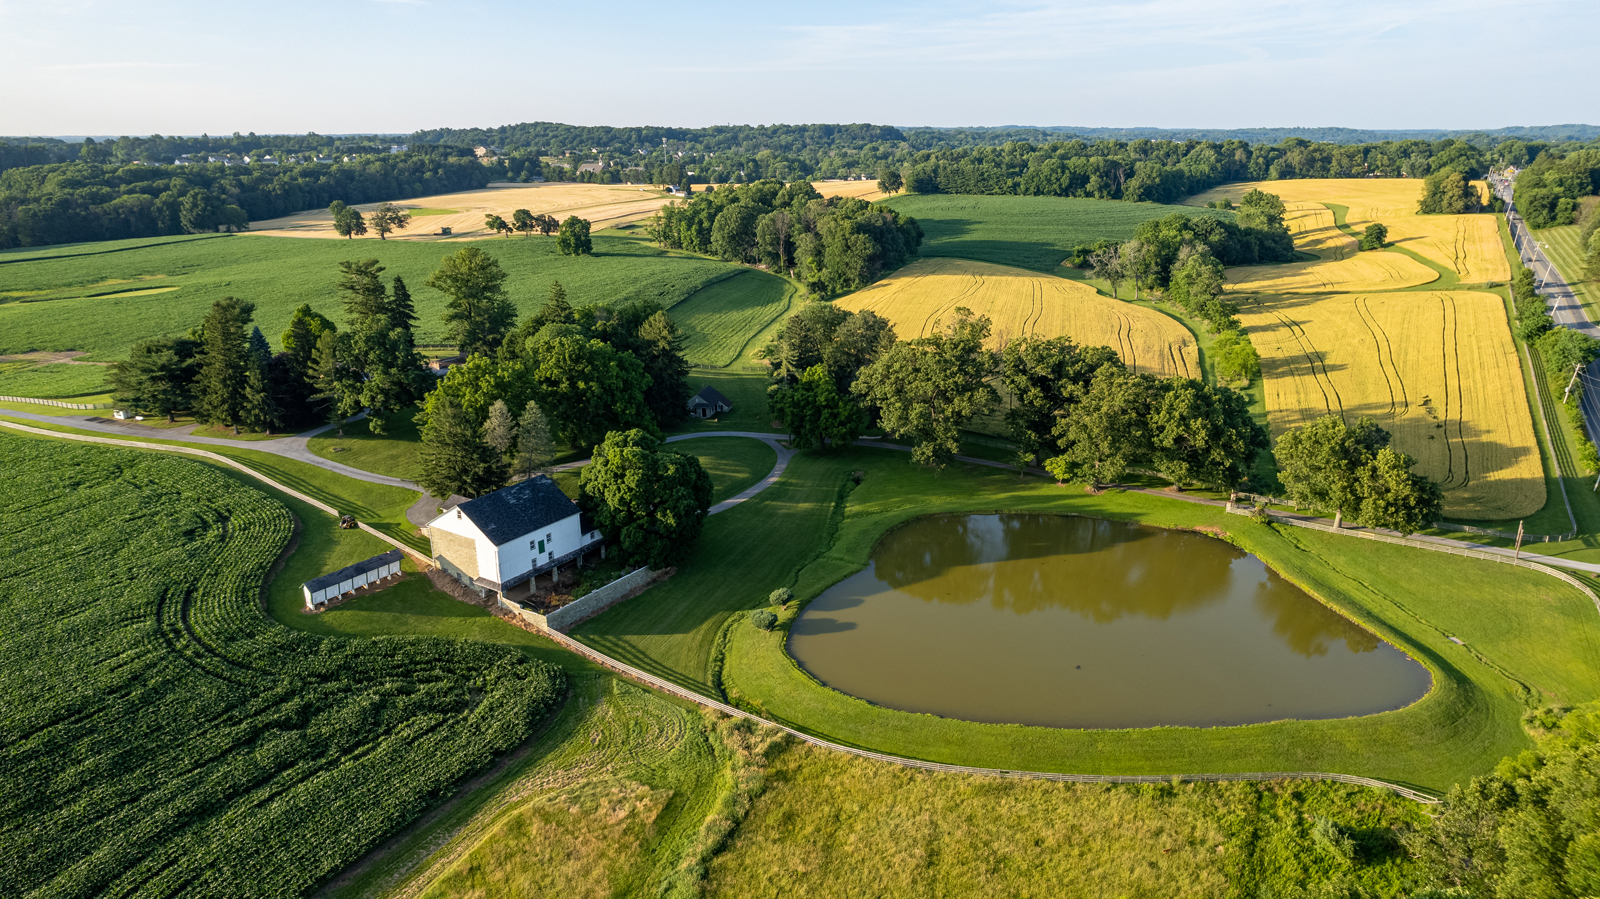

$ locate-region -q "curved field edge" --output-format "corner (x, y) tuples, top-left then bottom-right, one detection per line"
(576, 445), (1600, 793)
(0, 431), (567, 898)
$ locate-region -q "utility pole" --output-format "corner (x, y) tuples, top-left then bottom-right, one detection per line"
(1565, 362), (1583, 403)
(1514, 520), (1524, 560)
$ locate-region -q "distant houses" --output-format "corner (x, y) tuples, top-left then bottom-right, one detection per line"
(426, 476), (605, 602)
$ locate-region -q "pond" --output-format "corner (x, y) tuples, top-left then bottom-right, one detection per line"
(787, 513), (1431, 729)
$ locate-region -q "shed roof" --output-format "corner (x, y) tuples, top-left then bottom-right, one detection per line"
(303, 549), (403, 593)
(455, 475), (580, 546)
(690, 385), (732, 408)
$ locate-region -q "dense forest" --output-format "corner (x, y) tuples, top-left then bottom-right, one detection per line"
(0, 149), (491, 249)
(6, 120), (1600, 250)
(648, 180), (922, 295)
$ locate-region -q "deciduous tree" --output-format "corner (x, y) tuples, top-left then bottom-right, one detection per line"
(1147, 378), (1269, 490)
(368, 202), (410, 240)
(531, 333), (655, 450)
(579, 429), (713, 568)
(427, 246), (516, 358)
(1045, 367), (1158, 487)
(557, 216), (592, 255)
(852, 308), (997, 466)
(512, 208), (536, 237)
(768, 363), (868, 450)
(1000, 336), (1123, 469)
(483, 213), (511, 237)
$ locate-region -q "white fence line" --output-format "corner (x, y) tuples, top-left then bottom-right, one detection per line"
(536, 628), (1442, 805)
(0, 395), (113, 410)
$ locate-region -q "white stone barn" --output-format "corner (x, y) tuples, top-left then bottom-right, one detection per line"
(427, 475), (604, 599)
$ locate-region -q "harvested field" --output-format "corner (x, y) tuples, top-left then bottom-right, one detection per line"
(1283, 202), (1357, 260)
(247, 182), (673, 240)
(836, 258), (1198, 378)
(1226, 252), (1438, 294)
(1189, 179), (1509, 283)
(812, 179), (888, 202)
(1238, 290), (1543, 519)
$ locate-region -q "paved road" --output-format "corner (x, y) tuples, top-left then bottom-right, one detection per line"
(1493, 176), (1600, 447)
(0, 409), (423, 491)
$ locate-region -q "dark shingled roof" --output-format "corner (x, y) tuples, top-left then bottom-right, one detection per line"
(689, 385), (731, 408)
(303, 549), (403, 593)
(456, 475), (580, 546)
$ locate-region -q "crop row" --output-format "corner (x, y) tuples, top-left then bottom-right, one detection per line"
(0, 435), (565, 898)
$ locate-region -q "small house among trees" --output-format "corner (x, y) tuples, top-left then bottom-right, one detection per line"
(687, 386), (732, 419)
(427, 475), (604, 600)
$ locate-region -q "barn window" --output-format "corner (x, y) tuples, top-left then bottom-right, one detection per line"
(530, 539), (537, 551)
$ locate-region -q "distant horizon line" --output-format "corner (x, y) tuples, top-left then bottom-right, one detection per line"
(6, 123), (1598, 143)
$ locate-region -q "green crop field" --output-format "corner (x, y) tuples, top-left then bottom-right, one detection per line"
(0, 361), (109, 397)
(674, 270), (795, 367)
(576, 444), (1600, 792)
(0, 233), (741, 362)
(876, 194), (1232, 273)
(0, 433), (564, 899)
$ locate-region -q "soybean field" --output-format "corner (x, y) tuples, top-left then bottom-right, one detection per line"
(0, 434), (565, 899)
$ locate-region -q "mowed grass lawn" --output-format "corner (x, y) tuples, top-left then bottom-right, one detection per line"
(674, 269), (795, 367)
(875, 194), (1232, 273)
(0, 233), (741, 361)
(307, 408), (426, 481)
(577, 444), (1600, 792)
(0, 361), (110, 398)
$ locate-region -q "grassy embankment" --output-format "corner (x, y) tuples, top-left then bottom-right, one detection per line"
(1535, 222), (1599, 319)
(577, 445), (1600, 793)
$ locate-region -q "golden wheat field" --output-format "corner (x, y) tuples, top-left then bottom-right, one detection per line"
(1189, 179), (1509, 283)
(1225, 252), (1439, 294)
(246, 182), (674, 240)
(1239, 290), (1542, 519)
(1282, 203), (1358, 260)
(836, 258), (1199, 378)
(812, 179), (889, 202)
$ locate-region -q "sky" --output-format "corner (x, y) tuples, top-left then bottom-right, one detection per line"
(2, 0), (1593, 137)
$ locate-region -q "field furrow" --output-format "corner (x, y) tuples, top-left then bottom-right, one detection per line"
(838, 258), (1198, 378)
(1240, 291), (1542, 518)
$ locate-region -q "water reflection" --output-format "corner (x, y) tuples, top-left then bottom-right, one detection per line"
(789, 513), (1430, 729)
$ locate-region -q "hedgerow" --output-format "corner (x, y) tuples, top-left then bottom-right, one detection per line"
(0, 434), (564, 898)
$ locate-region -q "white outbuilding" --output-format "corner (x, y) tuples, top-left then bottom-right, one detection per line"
(427, 475), (604, 599)
(302, 549), (404, 610)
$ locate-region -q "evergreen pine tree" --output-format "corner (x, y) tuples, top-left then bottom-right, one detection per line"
(545, 280), (573, 322)
(482, 399), (517, 461)
(196, 297), (255, 433)
(309, 330), (357, 436)
(247, 325), (272, 363)
(241, 351), (281, 434)
(514, 400), (556, 481)
(336, 259), (388, 324)
(419, 393), (508, 499)
(387, 275), (418, 332)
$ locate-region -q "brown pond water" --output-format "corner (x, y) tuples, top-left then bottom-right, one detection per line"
(788, 514), (1431, 729)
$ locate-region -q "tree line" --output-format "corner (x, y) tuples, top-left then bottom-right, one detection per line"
(760, 298), (1439, 533)
(648, 179), (923, 296)
(0, 150), (492, 248)
(1511, 265), (1600, 475)
(1512, 148), (1600, 228)
(108, 258), (434, 437)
